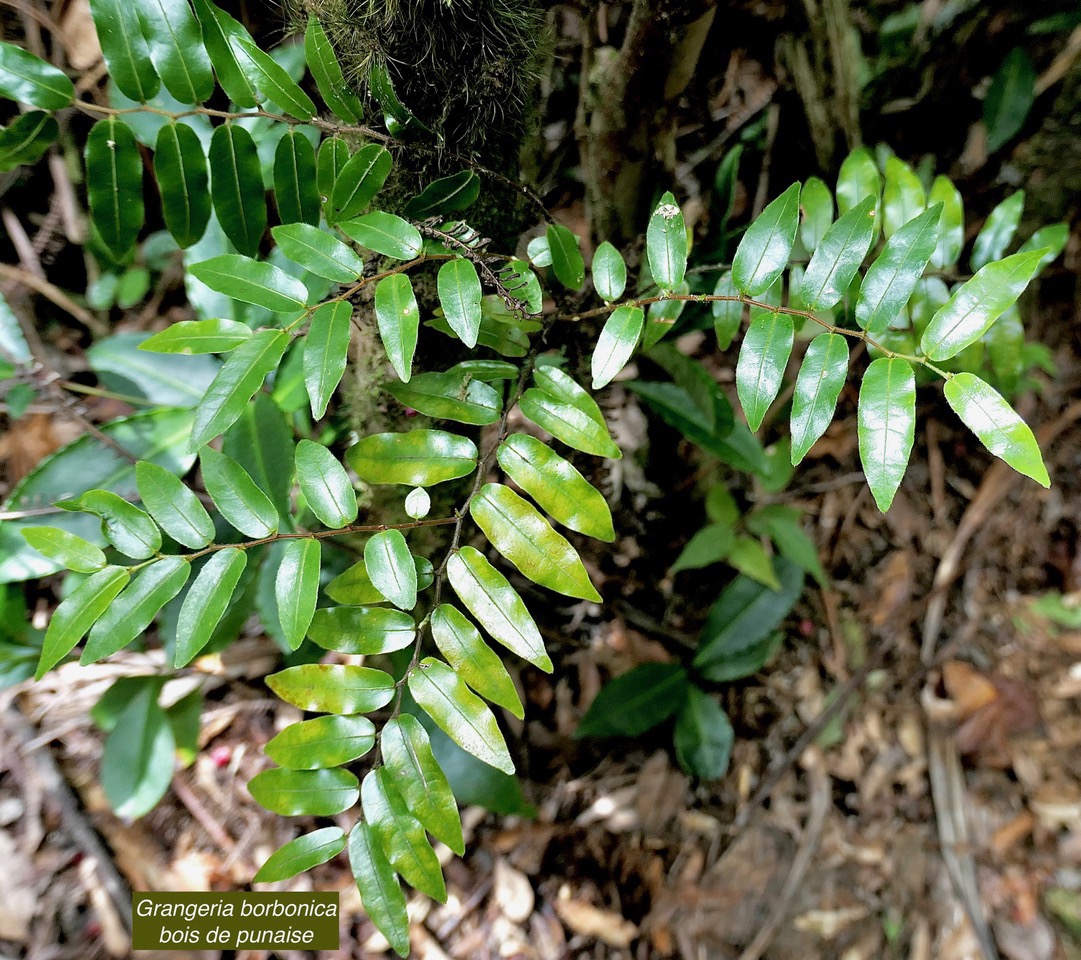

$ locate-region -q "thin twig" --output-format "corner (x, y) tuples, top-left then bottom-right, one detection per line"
(0, 262), (105, 334)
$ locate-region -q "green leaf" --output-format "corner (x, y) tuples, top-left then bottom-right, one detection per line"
(101, 683), (175, 819)
(882, 155), (925, 238)
(403, 170), (480, 219)
(254, 827), (347, 883)
(836, 148), (881, 217)
(317, 137), (349, 219)
(496, 434), (614, 542)
(367, 60), (429, 134)
(326, 555), (431, 605)
(800, 196), (876, 310)
(984, 48), (1036, 153)
(222, 392), (294, 519)
(726, 536), (780, 589)
(0, 41), (74, 109)
(692, 558), (804, 679)
(348, 823), (410, 959)
(330, 145), (392, 223)
(546, 223), (585, 290)
(591, 305), (644, 390)
(576, 663), (688, 738)
(670, 523), (735, 574)
(234, 36), (315, 119)
(592, 241), (627, 301)
(87, 333), (218, 409)
(430, 604), (523, 719)
(711, 271), (743, 350)
(189, 329), (289, 450)
(339, 212), (421, 261)
(307, 606), (415, 655)
(700, 631), (783, 682)
(86, 118), (144, 257)
(200, 448), (277, 538)
(153, 122), (210, 248)
(736, 311), (795, 432)
(534, 366), (604, 424)
(208, 124), (266, 258)
(364, 530), (417, 610)
(267, 715), (376, 769)
(304, 301), (352, 418)
(731, 182), (800, 296)
(140, 319), (251, 355)
(274, 223), (362, 283)
(646, 192), (688, 291)
(36, 566), (129, 678)
(249, 766), (359, 816)
(380, 715), (463, 854)
(856, 204), (942, 335)
(857, 358), (916, 512)
(471, 484), (600, 602)
(944, 372), (1048, 485)
(790, 333), (849, 465)
(275, 538), (320, 650)
(971, 191), (1025, 271)
(347, 430), (477, 487)
(0, 110), (57, 172)
(519, 390), (621, 460)
(63, 491), (161, 560)
(21, 528), (106, 574)
(136, 0), (213, 103)
(304, 18), (363, 122)
(1019, 223), (1069, 276)
(384, 369), (501, 425)
(267, 663), (395, 713)
(446, 546), (551, 671)
(920, 250), (1044, 361)
(747, 505), (828, 587)
(928, 176), (964, 269)
(374, 274), (419, 383)
(502, 259), (543, 315)
(273, 132), (320, 226)
(81, 556), (190, 664)
(673, 687), (733, 780)
(295, 440), (357, 529)
(135, 461), (214, 548)
(408, 658), (513, 774)
(88, 0), (158, 102)
(799, 176), (834, 253)
(437, 258), (482, 348)
(190, 0), (259, 108)
(175, 547), (247, 666)
(362, 769), (446, 902)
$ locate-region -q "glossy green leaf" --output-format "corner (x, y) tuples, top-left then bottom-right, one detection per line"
(856, 204), (942, 335)
(799, 176), (834, 253)
(267, 715), (376, 770)
(88, 0), (158, 101)
(307, 606), (415, 655)
(273, 132), (320, 226)
(971, 191), (1024, 270)
(325, 555), (432, 605)
(254, 827), (347, 883)
(21, 528), (106, 574)
(711, 271), (743, 350)
(732, 182), (800, 296)
(64, 491), (161, 560)
(190, 0), (258, 107)
(140, 319), (251, 355)
(364, 530), (417, 610)
(304, 18), (363, 122)
(86, 333), (217, 409)
(331, 145), (392, 223)
(920, 250), (1044, 361)
(446, 545), (549, 671)
(747, 506), (828, 587)
(135, 461), (213, 548)
(304, 301), (352, 418)
(519, 390), (621, 459)
(295, 440), (357, 529)
(153, 122), (210, 248)
(471, 483), (601, 602)
(592, 241), (627, 301)
(208, 124), (266, 257)
(800, 196), (876, 310)
(534, 366), (603, 424)
(670, 522), (735, 574)
(576, 663), (688, 738)
(408, 657), (512, 774)
(174, 547), (247, 666)
(430, 604), (522, 718)
(984, 48), (1036, 153)
(502, 259), (543, 315)
(700, 631), (783, 682)
(384, 369), (501, 425)
(836, 148), (881, 216)
(339, 212), (421, 261)
(222, 392), (294, 518)
(0, 41), (74, 109)
(497, 434), (614, 542)
(790, 333), (849, 465)
(136, 0), (213, 103)
(857, 358), (916, 512)
(275, 538), (320, 650)
(736, 311), (794, 432)
(0, 110), (57, 172)
(81, 557), (190, 664)
(36, 566), (129, 678)
(403, 170), (480, 219)
(317, 137), (349, 218)
(200, 448), (277, 538)
(882, 155), (925, 238)
(374, 273), (419, 382)
(591, 305), (643, 390)
(928, 176), (964, 269)
(726, 536), (780, 589)
(362, 769), (446, 902)
(646, 191), (687, 291)
(274, 223), (362, 282)
(267, 663), (395, 714)
(1019, 223), (1069, 275)
(944, 372), (1049, 486)
(101, 684), (174, 819)
(249, 766), (359, 816)
(347, 430), (477, 486)
(86, 118), (143, 257)
(546, 222), (584, 290)
(189, 329), (289, 450)
(426, 314), (529, 357)
(368, 60), (429, 134)
(234, 36), (315, 119)
(437, 258), (482, 348)
(674, 687), (733, 780)
(348, 823), (410, 959)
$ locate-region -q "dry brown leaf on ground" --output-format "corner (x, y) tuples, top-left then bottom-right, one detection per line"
(554, 884), (638, 947)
